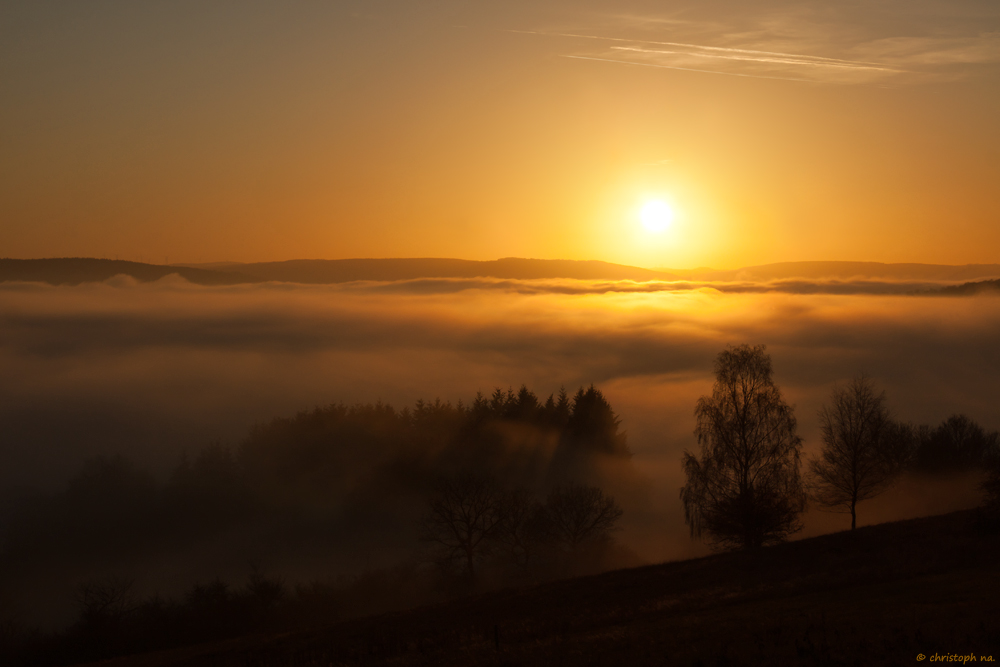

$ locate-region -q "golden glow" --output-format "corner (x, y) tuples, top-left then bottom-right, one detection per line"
(1, 4), (998, 269)
(640, 200), (674, 233)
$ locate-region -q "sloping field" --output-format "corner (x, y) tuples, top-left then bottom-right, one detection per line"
(93, 510), (999, 667)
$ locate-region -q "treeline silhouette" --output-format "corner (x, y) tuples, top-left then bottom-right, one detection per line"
(4, 385), (629, 562)
(681, 345), (1000, 550)
(0, 386), (636, 665)
(910, 414), (999, 472)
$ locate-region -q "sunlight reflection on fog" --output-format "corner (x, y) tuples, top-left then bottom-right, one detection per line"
(1, 277), (997, 562)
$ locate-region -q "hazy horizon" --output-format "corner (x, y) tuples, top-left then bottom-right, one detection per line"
(3, 275), (994, 515)
(8, 254), (1000, 275)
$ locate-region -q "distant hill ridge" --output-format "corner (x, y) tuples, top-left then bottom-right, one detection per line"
(196, 257), (677, 283)
(672, 260), (1000, 282)
(0, 257), (673, 285)
(0, 258), (256, 286)
(3, 257), (1000, 286)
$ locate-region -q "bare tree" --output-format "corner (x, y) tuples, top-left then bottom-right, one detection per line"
(74, 576), (137, 632)
(681, 344), (806, 550)
(544, 483), (623, 552)
(245, 562), (286, 612)
(809, 374), (910, 530)
(492, 487), (546, 570)
(420, 474), (505, 580)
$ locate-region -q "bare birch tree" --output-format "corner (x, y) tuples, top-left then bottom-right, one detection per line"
(680, 344), (806, 550)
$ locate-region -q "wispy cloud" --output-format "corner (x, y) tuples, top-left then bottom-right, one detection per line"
(513, 28), (901, 84)
(560, 54), (815, 83)
(514, 29), (895, 70)
(512, 6), (1000, 85)
(610, 45), (900, 73)
(854, 32), (1000, 66)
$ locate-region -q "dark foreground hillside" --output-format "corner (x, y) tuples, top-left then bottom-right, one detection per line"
(87, 510), (998, 667)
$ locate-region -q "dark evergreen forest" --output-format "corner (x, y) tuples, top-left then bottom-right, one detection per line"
(0, 385), (642, 664)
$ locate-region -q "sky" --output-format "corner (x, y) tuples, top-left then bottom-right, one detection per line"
(2, 0), (999, 269)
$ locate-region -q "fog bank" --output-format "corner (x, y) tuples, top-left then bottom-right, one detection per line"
(1, 277), (997, 561)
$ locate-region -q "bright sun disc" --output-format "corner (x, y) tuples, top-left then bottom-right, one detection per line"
(640, 200), (673, 232)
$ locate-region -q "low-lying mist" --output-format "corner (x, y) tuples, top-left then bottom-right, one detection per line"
(1, 275), (997, 628)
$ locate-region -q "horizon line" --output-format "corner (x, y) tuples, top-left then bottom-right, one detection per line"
(4, 256), (1000, 273)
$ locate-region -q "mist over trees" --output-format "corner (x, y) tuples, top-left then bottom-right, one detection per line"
(678, 348), (1000, 551)
(2, 384), (632, 564)
(231, 384), (627, 516)
(3, 346), (1000, 664)
(0, 383), (636, 661)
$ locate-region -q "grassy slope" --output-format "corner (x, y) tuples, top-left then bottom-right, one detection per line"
(93, 510), (1000, 667)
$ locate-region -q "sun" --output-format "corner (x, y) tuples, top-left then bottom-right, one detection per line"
(640, 200), (674, 233)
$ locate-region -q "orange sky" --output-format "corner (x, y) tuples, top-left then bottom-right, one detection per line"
(1, 1), (998, 269)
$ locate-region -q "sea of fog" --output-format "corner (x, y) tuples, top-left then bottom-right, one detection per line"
(1, 276), (996, 567)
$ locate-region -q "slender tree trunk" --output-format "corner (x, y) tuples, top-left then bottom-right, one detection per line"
(850, 503), (857, 530)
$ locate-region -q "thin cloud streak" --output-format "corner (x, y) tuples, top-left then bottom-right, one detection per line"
(561, 55), (814, 83)
(513, 8), (1000, 84)
(514, 27), (901, 83)
(611, 46), (902, 73)
(512, 29), (895, 69)
(855, 32), (1000, 66)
